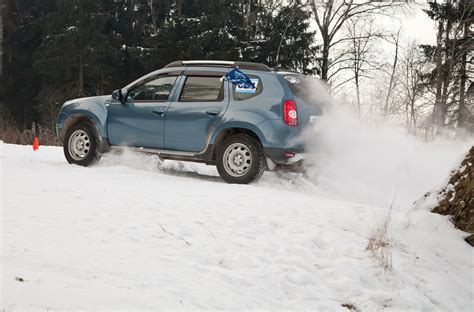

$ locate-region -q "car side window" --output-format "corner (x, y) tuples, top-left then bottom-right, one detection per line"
(128, 75), (177, 102)
(179, 76), (224, 102)
(232, 75), (263, 101)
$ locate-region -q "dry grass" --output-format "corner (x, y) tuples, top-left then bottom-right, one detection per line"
(341, 303), (360, 311)
(0, 105), (60, 146)
(367, 207), (393, 272)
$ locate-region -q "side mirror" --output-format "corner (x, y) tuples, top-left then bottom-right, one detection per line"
(112, 89), (127, 104)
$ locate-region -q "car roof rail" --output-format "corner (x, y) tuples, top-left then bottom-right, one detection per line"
(164, 60), (271, 71)
(276, 69), (304, 75)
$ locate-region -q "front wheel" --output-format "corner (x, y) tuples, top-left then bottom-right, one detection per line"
(63, 123), (102, 166)
(216, 134), (265, 184)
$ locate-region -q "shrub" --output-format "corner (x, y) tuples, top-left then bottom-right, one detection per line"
(367, 207), (393, 271)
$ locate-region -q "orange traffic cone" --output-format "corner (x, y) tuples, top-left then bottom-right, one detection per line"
(33, 137), (39, 151)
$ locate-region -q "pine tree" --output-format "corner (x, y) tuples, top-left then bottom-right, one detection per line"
(163, 0), (247, 61)
(252, 4), (318, 74)
(33, 0), (122, 127)
(2, 0), (321, 130)
(3, 0), (51, 125)
(422, 0), (473, 132)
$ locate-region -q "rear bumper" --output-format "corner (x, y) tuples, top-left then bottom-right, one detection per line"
(264, 147), (305, 165)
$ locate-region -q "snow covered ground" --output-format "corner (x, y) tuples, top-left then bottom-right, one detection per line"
(1, 134), (473, 310)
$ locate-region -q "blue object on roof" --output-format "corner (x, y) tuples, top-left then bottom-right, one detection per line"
(224, 68), (255, 89)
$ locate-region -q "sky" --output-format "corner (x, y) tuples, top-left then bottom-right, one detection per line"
(390, 3), (436, 45)
(309, 2), (437, 51)
(307, 2), (439, 122)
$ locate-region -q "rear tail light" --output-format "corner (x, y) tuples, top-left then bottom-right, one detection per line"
(283, 100), (298, 126)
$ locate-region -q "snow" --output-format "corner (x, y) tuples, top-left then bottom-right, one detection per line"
(301, 107), (474, 210)
(1, 135), (473, 310)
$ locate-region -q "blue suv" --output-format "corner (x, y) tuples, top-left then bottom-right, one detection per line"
(56, 60), (322, 183)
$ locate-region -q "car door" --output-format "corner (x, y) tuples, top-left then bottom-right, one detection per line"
(164, 71), (230, 152)
(107, 73), (180, 149)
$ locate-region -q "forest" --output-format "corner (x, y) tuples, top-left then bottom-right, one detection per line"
(0, 0), (472, 142)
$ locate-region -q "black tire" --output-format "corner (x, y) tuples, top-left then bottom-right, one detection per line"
(63, 122), (102, 166)
(216, 133), (265, 184)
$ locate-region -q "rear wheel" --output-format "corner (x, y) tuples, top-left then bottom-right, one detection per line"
(63, 123), (102, 166)
(216, 134), (265, 184)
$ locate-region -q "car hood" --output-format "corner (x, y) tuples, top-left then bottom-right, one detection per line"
(63, 95), (112, 108)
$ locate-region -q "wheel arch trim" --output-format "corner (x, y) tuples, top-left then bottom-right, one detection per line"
(210, 122), (267, 148)
(59, 112), (106, 142)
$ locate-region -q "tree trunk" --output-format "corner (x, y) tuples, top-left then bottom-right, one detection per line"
(148, 0), (158, 35)
(438, 18), (453, 129)
(79, 55), (84, 96)
(457, 13), (469, 130)
(0, 0), (4, 79)
(321, 37), (329, 81)
(383, 33), (399, 119)
(176, 0), (182, 17)
(355, 74), (361, 116)
(458, 50), (467, 129)
(432, 19), (444, 127)
(410, 97), (417, 135)
(0, 0), (5, 106)
(243, 0), (251, 29)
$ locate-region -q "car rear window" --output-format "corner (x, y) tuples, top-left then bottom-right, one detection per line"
(281, 74), (330, 113)
(179, 76), (224, 102)
(282, 74), (316, 104)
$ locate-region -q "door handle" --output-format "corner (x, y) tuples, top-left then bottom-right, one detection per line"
(206, 110), (220, 117)
(152, 109), (165, 117)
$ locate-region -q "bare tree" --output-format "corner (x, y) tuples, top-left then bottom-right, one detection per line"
(309, 0), (403, 82)
(381, 29), (401, 119)
(400, 42), (426, 135)
(336, 17), (379, 116)
(40, 89), (62, 131)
